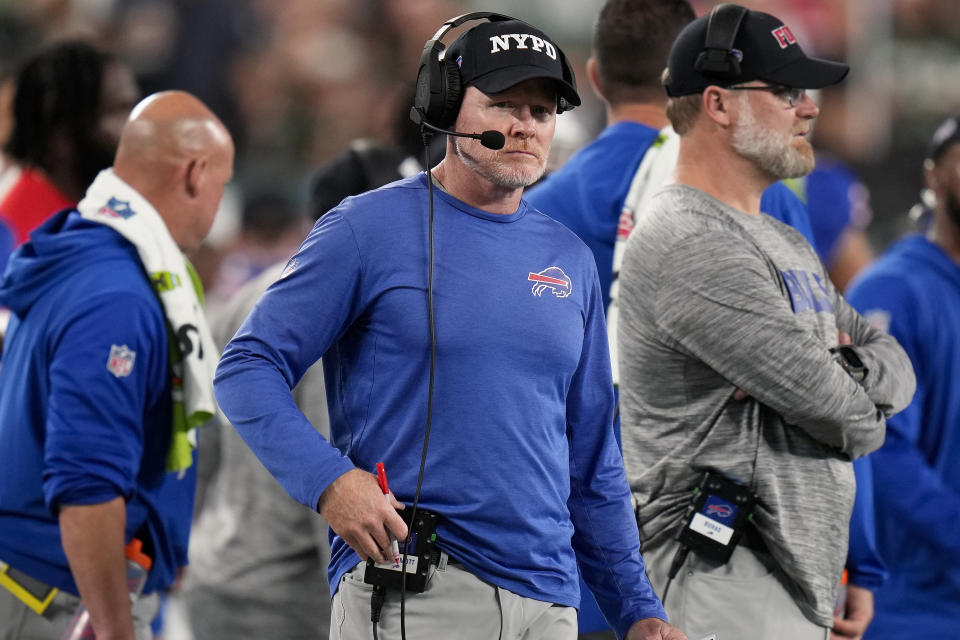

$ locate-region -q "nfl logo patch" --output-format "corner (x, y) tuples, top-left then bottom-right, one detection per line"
(99, 197), (136, 219)
(107, 344), (136, 378)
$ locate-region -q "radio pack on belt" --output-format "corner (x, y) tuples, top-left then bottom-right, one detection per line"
(364, 507), (440, 593)
(677, 471), (756, 564)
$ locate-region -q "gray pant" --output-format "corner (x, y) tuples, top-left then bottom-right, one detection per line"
(0, 583), (159, 640)
(643, 542), (829, 640)
(331, 560), (577, 640)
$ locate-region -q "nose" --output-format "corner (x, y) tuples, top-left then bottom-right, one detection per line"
(796, 92), (819, 119)
(508, 107), (537, 138)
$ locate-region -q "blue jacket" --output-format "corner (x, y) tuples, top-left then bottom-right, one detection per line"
(215, 174), (666, 637)
(0, 210), (195, 595)
(847, 234), (960, 637)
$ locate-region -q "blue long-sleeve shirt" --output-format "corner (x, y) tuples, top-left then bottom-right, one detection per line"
(215, 174), (665, 637)
(847, 234), (960, 637)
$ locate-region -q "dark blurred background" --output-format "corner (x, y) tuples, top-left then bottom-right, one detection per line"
(1, 0), (956, 267)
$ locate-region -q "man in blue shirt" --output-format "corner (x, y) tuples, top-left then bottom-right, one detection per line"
(846, 115), (960, 638)
(215, 15), (684, 640)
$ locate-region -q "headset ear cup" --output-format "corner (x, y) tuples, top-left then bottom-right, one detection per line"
(436, 60), (463, 128)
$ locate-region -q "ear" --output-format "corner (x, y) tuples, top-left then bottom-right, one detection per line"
(702, 86), (734, 127)
(586, 57), (604, 101)
(184, 157), (207, 198)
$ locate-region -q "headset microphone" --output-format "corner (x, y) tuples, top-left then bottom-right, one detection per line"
(410, 107), (505, 150)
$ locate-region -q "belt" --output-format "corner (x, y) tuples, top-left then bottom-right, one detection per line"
(0, 560), (59, 615)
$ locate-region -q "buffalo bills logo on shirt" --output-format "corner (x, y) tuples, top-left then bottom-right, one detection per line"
(99, 197), (136, 219)
(528, 266), (572, 298)
(107, 344), (136, 378)
(781, 269), (834, 314)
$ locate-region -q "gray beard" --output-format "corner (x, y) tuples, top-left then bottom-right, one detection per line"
(453, 139), (544, 190)
(731, 94), (814, 180)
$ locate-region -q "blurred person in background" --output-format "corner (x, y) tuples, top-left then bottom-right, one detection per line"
(845, 115), (960, 639)
(204, 190), (310, 309)
(0, 90), (233, 640)
(785, 157), (875, 292)
(0, 39), (139, 268)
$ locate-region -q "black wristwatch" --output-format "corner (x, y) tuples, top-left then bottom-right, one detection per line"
(830, 345), (868, 383)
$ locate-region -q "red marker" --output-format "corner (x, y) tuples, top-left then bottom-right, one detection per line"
(376, 462), (401, 568)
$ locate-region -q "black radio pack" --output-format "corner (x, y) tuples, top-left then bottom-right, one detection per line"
(676, 471), (756, 564)
(364, 507), (440, 593)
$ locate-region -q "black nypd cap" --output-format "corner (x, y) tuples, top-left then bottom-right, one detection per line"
(927, 116), (960, 163)
(664, 4), (849, 97)
(446, 20), (581, 109)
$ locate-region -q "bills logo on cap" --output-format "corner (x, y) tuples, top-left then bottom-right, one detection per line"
(528, 266), (572, 298)
(489, 33), (557, 60)
(771, 25), (797, 49)
(107, 344), (136, 378)
(98, 197), (136, 219)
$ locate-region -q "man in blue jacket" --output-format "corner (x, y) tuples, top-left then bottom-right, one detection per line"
(215, 15), (684, 640)
(846, 116), (960, 638)
(0, 91), (234, 640)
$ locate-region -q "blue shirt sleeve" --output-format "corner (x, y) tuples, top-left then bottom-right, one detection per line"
(566, 268), (666, 637)
(847, 272), (960, 558)
(43, 293), (167, 511)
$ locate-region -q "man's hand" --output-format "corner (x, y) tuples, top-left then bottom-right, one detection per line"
(831, 584), (874, 639)
(626, 617), (689, 640)
(316, 468), (408, 563)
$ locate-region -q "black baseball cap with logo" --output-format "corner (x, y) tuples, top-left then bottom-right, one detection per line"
(664, 4), (849, 97)
(445, 20), (581, 109)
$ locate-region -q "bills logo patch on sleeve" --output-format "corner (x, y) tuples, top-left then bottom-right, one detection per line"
(107, 344), (136, 378)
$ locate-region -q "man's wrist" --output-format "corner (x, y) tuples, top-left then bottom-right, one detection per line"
(830, 345), (868, 383)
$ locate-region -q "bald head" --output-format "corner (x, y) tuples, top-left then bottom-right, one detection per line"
(114, 91), (235, 251)
(116, 91), (232, 179)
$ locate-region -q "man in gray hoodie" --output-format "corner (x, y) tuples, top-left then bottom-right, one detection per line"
(618, 5), (916, 640)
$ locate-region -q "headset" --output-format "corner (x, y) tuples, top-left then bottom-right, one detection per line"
(693, 3), (748, 82)
(410, 11), (578, 131)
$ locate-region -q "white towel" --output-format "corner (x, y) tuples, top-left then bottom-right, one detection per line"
(78, 169), (217, 471)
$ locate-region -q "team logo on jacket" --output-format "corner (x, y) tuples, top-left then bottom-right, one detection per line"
(99, 197), (136, 219)
(528, 266), (572, 298)
(107, 344), (136, 378)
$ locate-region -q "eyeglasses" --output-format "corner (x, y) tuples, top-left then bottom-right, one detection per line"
(728, 84), (807, 108)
